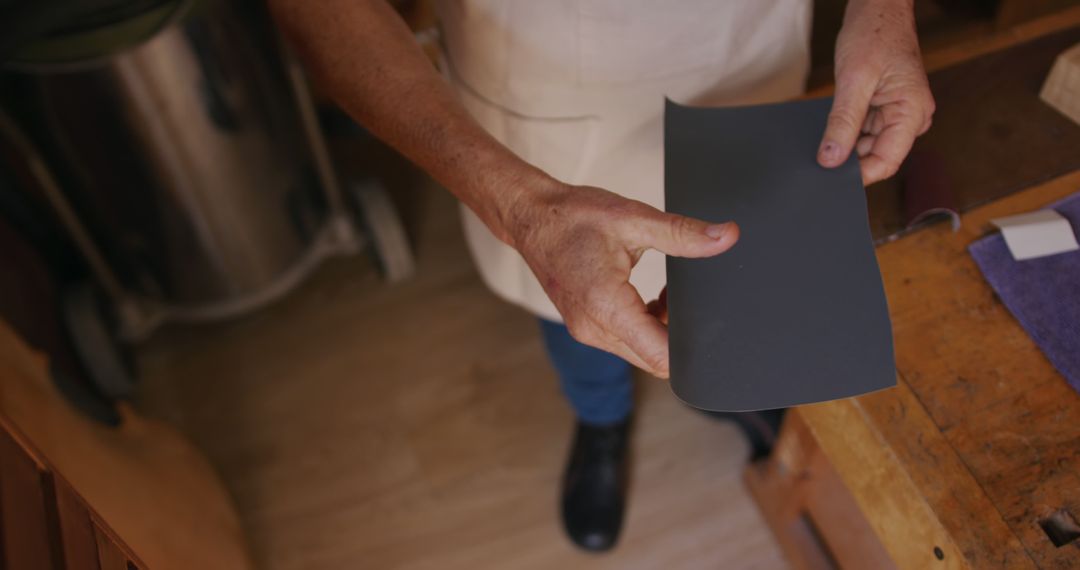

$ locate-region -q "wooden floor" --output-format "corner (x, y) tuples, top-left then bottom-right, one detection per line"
(134, 184), (787, 570)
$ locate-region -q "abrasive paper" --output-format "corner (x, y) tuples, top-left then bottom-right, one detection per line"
(664, 97), (896, 411)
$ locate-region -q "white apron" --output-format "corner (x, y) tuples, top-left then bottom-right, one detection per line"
(436, 0), (813, 322)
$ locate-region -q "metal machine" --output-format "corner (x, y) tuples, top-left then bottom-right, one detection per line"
(0, 0), (414, 400)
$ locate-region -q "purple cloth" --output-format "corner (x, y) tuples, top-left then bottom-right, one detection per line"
(969, 191), (1080, 394)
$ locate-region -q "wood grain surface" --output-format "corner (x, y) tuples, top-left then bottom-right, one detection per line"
(745, 412), (896, 570)
(54, 477), (102, 570)
(0, 424), (57, 570)
(801, 170), (1080, 569)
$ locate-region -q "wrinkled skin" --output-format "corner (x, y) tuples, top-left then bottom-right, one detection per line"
(818, 0), (936, 184)
(507, 183), (737, 377)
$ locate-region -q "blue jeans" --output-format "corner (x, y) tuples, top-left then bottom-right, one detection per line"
(539, 319), (633, 426)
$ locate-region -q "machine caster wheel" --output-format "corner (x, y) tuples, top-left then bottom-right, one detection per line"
(350, 180), (415, 283)
(62, 281), (135, 400)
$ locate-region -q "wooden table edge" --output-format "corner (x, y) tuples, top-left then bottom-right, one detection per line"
(796, 169), (1080, 569)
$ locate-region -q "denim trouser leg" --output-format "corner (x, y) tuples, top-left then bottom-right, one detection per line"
(539, 319), (633, 426)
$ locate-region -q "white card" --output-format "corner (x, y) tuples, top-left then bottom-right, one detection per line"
(991, 209), (1079, 261)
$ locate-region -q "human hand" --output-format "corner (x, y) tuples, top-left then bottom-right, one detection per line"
(817, 0), (935, 185)
(507, 183), (738, 378)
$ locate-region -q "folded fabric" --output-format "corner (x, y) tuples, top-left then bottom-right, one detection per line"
(969, 191), (1080, 394)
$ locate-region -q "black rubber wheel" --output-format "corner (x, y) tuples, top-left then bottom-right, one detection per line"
(350, 180), (415, 283)
(49, 366), (122, 426)
(62, 280), (135, 400)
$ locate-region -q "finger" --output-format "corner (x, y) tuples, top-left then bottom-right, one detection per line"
(859, 119), (920, 185)
(631, 211), (740, 259)
(572, 319), (656, 374)
(577, 307), (660, 375)
(918, 113), (933, 136)
(856, 134), (875, 158)
(607, 335), (657, 375)
(865, 108), (886, 136)
(568, 280), (664, 376)
(610, 335), (662, 377)
(586, 282), (671, 377)
(860, 108), (878, 135)
(918, 92), (936, 135)
(819, 74), (876, 168)
(610, 307), (671, 378)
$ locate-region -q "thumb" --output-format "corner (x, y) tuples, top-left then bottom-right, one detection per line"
(634, 211), (739, 258)
(819, 78), (875, 168)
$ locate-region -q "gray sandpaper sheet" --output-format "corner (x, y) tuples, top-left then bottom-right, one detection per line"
(664, 98), (895, 412)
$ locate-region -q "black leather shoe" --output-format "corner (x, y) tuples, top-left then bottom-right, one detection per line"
(561, 418), (630, 552)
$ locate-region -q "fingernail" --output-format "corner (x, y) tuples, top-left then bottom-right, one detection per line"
(705, 223), (729, 239)
(819, 141), (840, 164)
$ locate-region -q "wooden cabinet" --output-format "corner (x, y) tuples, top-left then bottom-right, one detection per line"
(0, 319), (254, 570)
(745, 412), (894, 570)
(0, 416), (144, 570)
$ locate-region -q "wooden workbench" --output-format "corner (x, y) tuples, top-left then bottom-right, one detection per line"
(747, 7), (1080, 568)
(749, 170), (1080, 569)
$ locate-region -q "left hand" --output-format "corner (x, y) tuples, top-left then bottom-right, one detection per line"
(817, 0), (935, 185)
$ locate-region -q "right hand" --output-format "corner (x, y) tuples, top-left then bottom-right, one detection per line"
(505, 182), (739, 378)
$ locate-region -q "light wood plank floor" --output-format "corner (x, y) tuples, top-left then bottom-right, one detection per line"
(135, 183), (788, 570)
